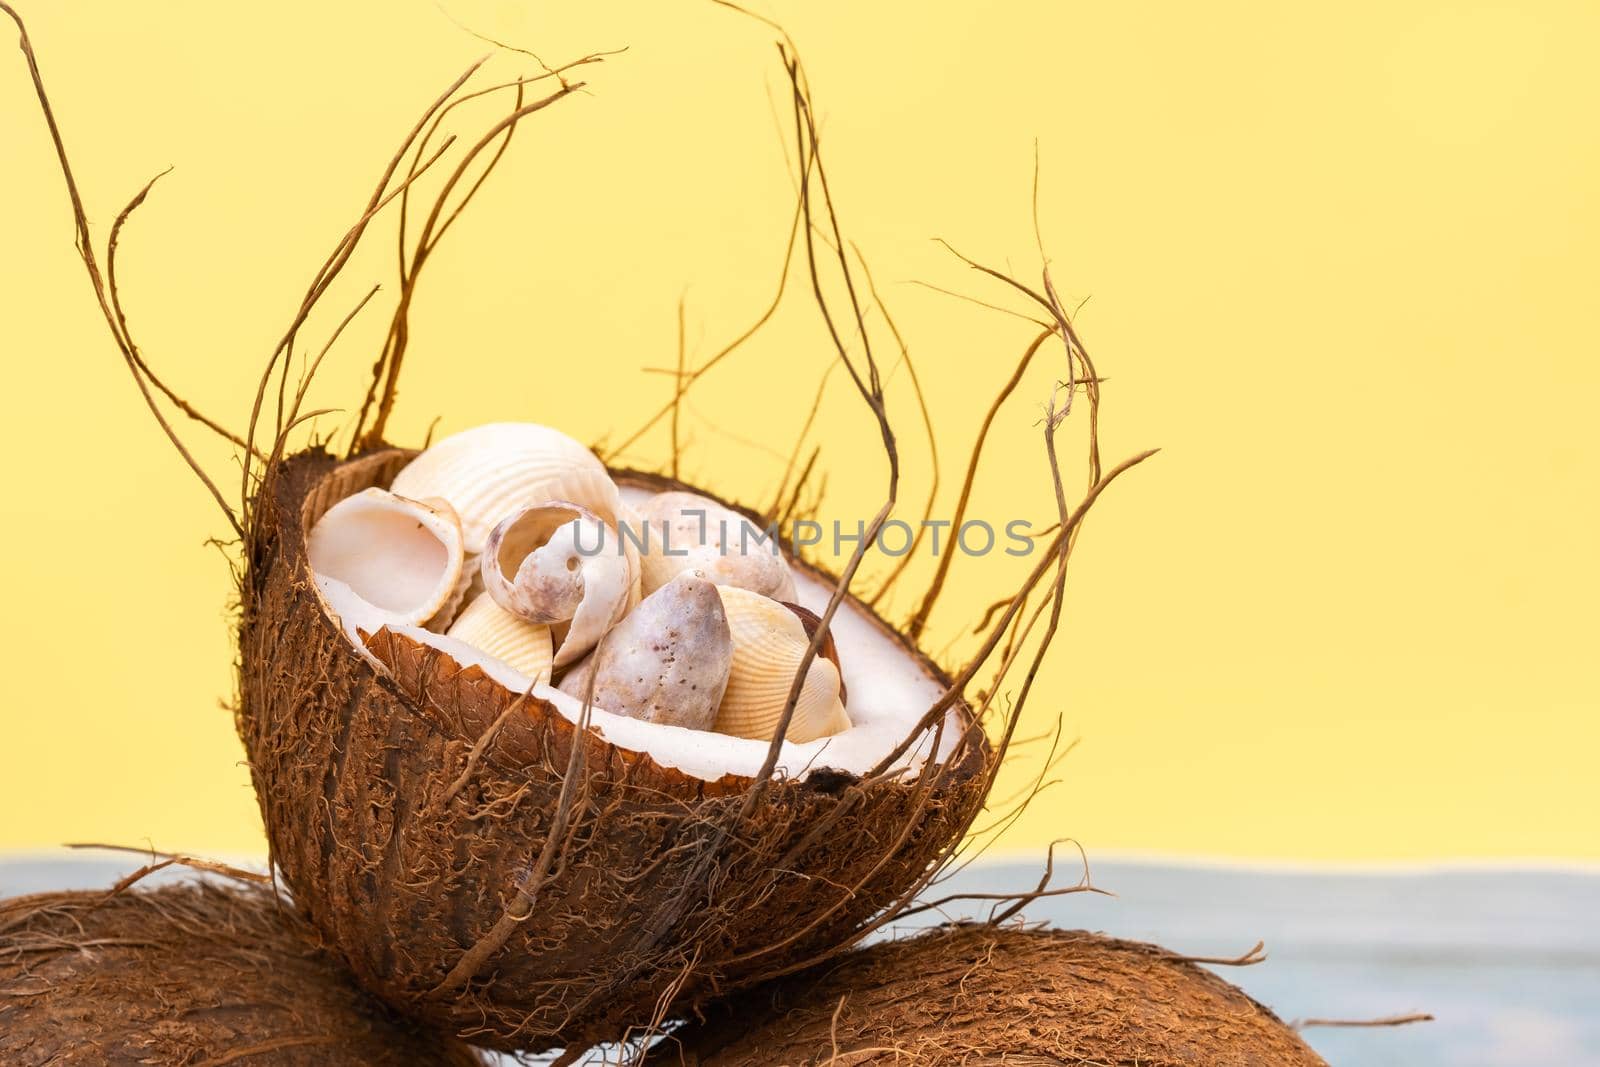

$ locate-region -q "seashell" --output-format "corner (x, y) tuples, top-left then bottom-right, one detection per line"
(558, 571), (732, 729)
(482, 501), (640, 667)
(307, 487), (464, 628)
(423, 554), (476, 632)
(390, 422), (622, 554)
(635, 491), (796, 601)
(715, 586), (851, 744)
(419, 499), (474, 631)
(554, 649), (596, 701)
(446, 591), (554, 683)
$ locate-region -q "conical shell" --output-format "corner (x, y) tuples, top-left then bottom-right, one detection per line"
(446, 591), (554, 683)
(715, 586), (851, 744)
(390, 422), (622, 554)
(482, 501), (640, 667)
(307, 487), (465, 628)
(635, 491), (796, 601)
(558, 571), (732, 729)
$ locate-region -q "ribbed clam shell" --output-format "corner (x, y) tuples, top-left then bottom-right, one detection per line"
(482, 501), (641, 668)
(390, 422), (621, 554)
(635, 491), (796, 601)
(446, 592), (554, 683)
(715, 587), (851, 744)
(306, 487), (464, 629)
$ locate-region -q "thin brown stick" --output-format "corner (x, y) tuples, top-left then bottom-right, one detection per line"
(357, 78), (587, 451)
(1294, 1013), (1435, 1029)
(63, 843), (272, 896)
(1168, 941), (1268, 967)
(776, 447), (822, 530)
(907, 277), (1052, 327)
(442, 689), (534, 803)
(430, 680), (595, 995)
(866, 447), (1158, 779)
(2, 5), (245, 537)
(740, 42), (898, 809)
(394, 64), (607, 289)
(104, 171), (261, 458)
(902, 326), (1055, 639)
(935, 236), (1104, 485)
(908, 380), (1079, 885)
(244, 136), (456, 509)
(671, 292), (688, 479)
(263, 287), (383, 483)
(856, 249), (941, 610)
(244, 54), (488, 521)
(891, 840), (1109, 926)
(602, 176), (807, 463)
(766, 360), (838, 521)
(362, 69), (532, 445)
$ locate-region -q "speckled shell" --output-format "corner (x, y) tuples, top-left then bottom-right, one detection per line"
(306, 487), (465, 629)
(715, 586), (850, 744)
(558, 571), (733, 729)
(446, 591), (554, 683)
(636, 491), (797, 601)
(389, 422), (621, 554)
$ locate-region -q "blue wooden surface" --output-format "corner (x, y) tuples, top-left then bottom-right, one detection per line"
(5, 853), (1597, 1065)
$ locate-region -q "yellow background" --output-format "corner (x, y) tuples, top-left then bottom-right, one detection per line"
(1, 0), (1595, 862)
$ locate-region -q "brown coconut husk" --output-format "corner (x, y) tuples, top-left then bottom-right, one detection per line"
(0, 878), (485, 1066)
(644, 924), (1328, 1066)
(6, 3), (1155, 1056)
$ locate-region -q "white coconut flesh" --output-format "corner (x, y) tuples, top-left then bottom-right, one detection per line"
(312, 486), (963, 783)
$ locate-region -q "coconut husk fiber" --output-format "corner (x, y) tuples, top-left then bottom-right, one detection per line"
(644, 923), (1329, 1066)
(0, 879), (485, 1066)
(237, 447), (989, 1052)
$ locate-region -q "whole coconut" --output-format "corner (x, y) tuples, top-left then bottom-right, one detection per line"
(645, 924), (1327, 1066)
(0, 880), (485, 1066)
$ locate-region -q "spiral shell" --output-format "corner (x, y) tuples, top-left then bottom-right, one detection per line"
(446, 591), (554, 683)
(715, 586), (851, 744)
(635, 491), (796, 601)
(306, 488), (465, 629)
(390, 422), (621, 554)
(482, 501), (640, 667)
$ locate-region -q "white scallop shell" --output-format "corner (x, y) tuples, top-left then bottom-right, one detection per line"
(481, 501), (641, 668)
(306, 487), (465, 629)
(714, 586), (850, 744)
(389, 422), (622, 554)
(635, 491), (796, 601)
(445, 591), (554, 683)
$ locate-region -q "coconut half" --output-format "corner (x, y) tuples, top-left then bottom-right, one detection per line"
(238, 447), (989, 1052)
(0, 880), (485, 1066)
(645, 924), (1328, 1066)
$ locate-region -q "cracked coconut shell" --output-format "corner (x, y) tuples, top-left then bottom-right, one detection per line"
(645, 924), (1328, 1066)
(236, 447), (989, 1053)
(0, 880), (485, 1066)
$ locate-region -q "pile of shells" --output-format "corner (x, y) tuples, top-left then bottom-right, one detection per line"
(307, 421), (851, 745)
